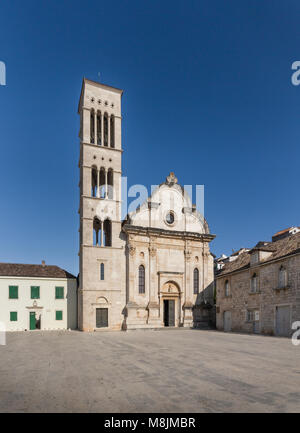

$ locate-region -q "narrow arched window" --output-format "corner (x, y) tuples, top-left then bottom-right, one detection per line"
(278, 266), (287, 289)
(103, 219), (112, 247)
(193, 268), (199, 294)
(100, 167), (106, 198)
(251, 273), (258, 293)
(107, 168), (113, 199)
(93, 217), (101, 246)
(97, 111), (101, 145)
(104, 113), (108, 146)
(90, 109), (95, 144)
(110, 115), (115, 148)
(139, 265), (145, 294)
(100, 263), (104, 280)
(91, 166), (97, 197)
(225, 280), (230, 297)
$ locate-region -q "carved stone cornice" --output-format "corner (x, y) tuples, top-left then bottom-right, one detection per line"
(127, 244), (136, 256)
(122, 224), (215, 243)
(149, 246), (157, 257)
(185, 250), (192, 262)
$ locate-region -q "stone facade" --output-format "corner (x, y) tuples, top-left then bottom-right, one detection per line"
(78, 79), (126, 331)
(216, 232), (300, 337)
(78, 79), (215, 331)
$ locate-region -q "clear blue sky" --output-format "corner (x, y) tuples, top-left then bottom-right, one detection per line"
(0, 0), (299, 275)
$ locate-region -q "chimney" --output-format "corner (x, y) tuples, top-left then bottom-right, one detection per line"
(42, 260), (46, 267)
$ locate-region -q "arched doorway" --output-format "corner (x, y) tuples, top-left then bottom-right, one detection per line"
(160, 281), (181, 327)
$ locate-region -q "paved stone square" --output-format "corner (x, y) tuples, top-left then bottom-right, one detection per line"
(0, 329), (299, 412)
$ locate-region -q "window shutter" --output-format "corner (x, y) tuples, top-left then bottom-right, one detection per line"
(56, 310), (63, 320)
(9, 286), (18, 299)
(55, 287), (64, 299)
(10, 311), (17, 321)
(31, 286), (40, 299)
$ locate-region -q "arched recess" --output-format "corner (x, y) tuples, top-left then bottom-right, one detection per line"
(99, 167), (106, 198)
(278, 266), (287, 289)
(103, 219), (112, 246)
(251, 273), (258, 293)
(110, 115), (115, 148)
(104, 113), (108, 146)
(193, 268), (199, 294)
(90, 109), (95, 144)
(96, 296), (109, 305)
(97, 111), (101, 145)
(138, 265), (145, 294)
(161, 281), (180, 295)
(91, 165), (97, 197)
(107, 168), (114, 199)
(93, 217), (101, 246)
(100, 263), (105, 280)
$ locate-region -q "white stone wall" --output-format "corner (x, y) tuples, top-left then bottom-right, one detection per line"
(78, 80), (215, 331)
(0, 276), (77, 331)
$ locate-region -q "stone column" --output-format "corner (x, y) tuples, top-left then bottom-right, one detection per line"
(183, 243), (193, 327)
(125, 241), (140, 329)
(147, 239), (160, 326)
(100, 221), (103, 246)
(108, 115), (111, 148)
(128, 243), (136, 303)
(94, 111), (97, 145)
(101, 113), (104, 147)
(105, 170), (108, 198)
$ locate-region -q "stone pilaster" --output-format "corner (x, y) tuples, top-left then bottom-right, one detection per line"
(147, 238), (160, 326)
(183, 244), (193, 327)
(125, 241), (140, 329)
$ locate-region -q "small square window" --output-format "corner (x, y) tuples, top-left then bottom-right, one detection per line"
(31, 286), (40, 299)
(55, 287), (64, 299)
(56, 310), (63, 320)
(10, 311), (17, 321)
(9, 286), (18, 299)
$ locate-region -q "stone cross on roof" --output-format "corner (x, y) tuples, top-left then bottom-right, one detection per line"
(166, 172), (178, 186)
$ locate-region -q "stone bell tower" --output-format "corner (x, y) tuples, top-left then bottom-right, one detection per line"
(78, 78), (126, 331)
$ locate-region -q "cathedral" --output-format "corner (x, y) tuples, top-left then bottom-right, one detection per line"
(78, 78), (215, 331)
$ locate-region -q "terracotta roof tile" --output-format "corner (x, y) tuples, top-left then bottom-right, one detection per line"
(0, 263), (76, 279)
(217, 232), (300, 277)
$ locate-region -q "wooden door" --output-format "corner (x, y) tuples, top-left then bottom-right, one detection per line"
(276, 306), (290, 336)
(168, 300), (175, 327)
(96, 308), (108, 328)
(223, 311), (231, 332)
(29, 312), (36, 330)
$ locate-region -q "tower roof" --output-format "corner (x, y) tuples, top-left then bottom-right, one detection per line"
(78, 78), (123, 114)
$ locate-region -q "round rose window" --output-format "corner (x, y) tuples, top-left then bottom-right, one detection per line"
(165, 211), (175, 225)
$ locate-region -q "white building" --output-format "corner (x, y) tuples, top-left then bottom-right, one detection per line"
(0, 262), (77, 331)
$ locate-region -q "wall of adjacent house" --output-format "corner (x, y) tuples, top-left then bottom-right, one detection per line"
(0, 276), (77, 331)
(216, 253), (300, 336)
